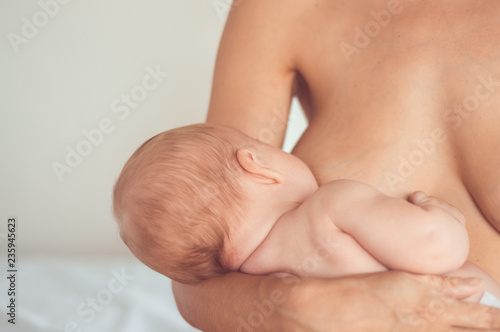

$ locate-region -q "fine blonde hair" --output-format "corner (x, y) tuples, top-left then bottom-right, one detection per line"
(113, 123), (247, 283)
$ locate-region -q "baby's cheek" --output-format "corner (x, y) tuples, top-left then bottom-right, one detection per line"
(221, 247), (240, 271)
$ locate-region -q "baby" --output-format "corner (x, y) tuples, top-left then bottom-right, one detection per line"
(113, 123), (500, 306)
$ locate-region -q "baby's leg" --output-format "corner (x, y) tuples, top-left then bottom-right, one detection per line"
(446, 261), (500, 304)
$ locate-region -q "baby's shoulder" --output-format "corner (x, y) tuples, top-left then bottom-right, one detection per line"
(306, 179), (369, 208)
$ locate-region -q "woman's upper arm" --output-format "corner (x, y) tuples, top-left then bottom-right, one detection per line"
(174, 2), (302, 330)
(206, 0), (299, 148)
(172, 273), (289, 332)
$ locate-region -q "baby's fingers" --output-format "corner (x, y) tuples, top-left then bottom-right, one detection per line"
(409, 191), (429, 204)
(408, 191), (466, 224)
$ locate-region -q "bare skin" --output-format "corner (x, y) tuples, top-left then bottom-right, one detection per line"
(173, 0), (500, 330)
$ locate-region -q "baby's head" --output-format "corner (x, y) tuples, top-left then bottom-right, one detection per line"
(113, 123), (318, 283)
(113, 123), (249, 283)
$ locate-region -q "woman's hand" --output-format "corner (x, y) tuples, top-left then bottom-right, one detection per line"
(258, 271), (500, 331)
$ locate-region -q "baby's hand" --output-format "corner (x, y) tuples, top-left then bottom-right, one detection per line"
(409, 191), (466, 225)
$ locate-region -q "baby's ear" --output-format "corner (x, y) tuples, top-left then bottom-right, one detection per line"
(236, 148), (282, 184)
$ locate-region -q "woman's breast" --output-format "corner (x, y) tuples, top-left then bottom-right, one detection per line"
(291, 102), (500, 282)
(289, 0), (500, 282)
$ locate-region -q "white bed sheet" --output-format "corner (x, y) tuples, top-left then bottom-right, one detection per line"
(0, 256), (202, 332)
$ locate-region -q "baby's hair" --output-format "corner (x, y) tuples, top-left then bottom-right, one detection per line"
(113, 123), (247, 283)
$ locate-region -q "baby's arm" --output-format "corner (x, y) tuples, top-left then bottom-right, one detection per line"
(317, 180), (469, 274)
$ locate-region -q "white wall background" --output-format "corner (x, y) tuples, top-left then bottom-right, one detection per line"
(0, 0), (307, 257)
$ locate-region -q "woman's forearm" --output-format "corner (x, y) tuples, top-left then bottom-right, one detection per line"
(172, 272), (293, 332)
(173, 270), (500, 332)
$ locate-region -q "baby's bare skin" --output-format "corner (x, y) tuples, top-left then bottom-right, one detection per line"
(290, 0), (500, 282)
(217, 128), (471, 280)
(174, 0), (500, 330)
(230, 144), (500, 301)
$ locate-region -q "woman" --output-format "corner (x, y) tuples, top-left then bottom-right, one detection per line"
(173, 0), (500, 330)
